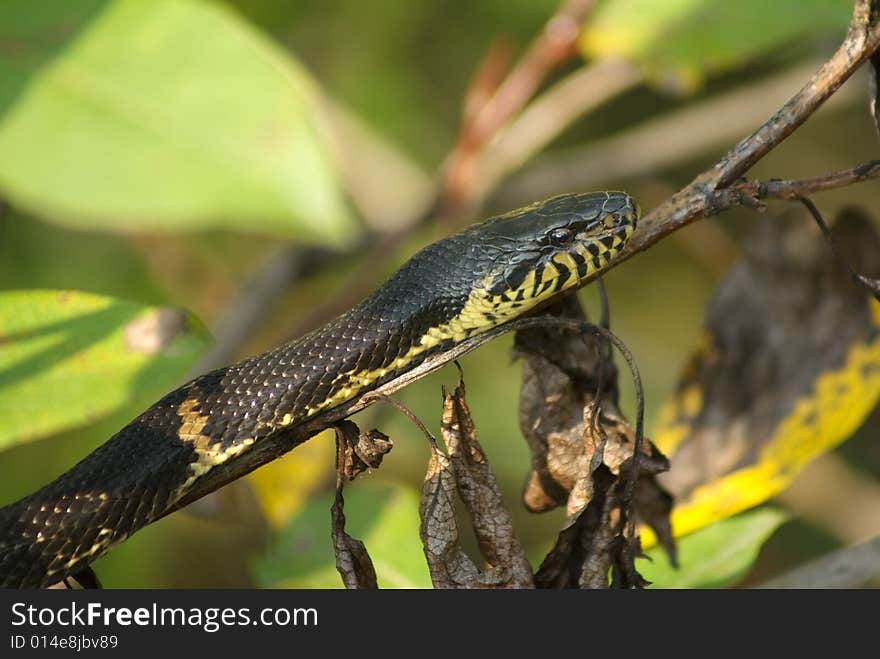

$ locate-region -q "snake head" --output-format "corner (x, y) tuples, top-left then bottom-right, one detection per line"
(372, 191), (639, 334)
(477, 191), (639, 302)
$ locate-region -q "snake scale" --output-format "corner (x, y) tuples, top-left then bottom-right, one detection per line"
(0, 191), (638, 588)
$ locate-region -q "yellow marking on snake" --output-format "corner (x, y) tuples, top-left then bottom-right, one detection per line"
(174, 398), (255, 496)
(160, 220), (634, 498)
(302, 225), (632, 417)
(47, 398), (254, 574)
(159, 218), (635, 497)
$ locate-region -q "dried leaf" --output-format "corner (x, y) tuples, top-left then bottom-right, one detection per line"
(419, 447), (485, 588)
(515, 294), (675, 582)
(331, 490), (378, 589)
(515, 295), (620, 514)
(631, 465), (676, 565)
(329, 425), (380, 589)
(653, 207), (880, 542)
(442, 380), (534, 588)
(610, 535), (650, 589)
(335, 420), (394, 481)
(534, 465), (618, 589)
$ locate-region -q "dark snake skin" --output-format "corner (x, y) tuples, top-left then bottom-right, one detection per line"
(0, 191), (637, 588)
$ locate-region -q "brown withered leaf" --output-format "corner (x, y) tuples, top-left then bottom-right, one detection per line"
(515, 295), (619, 514)
(330, 490), (378, 589)
(534, 464), (618, 589)
(442, 380), (534, 588)
(654, 207), (880, 538)
(630, 459), (675, 561)
(533, 413), (672, 588)
(419, 447), (486, 588)
(515, 294), (675, 581)
(610, 535), (650, 589)
(335, 419), (393, 481)
(330, 422), (381, 589)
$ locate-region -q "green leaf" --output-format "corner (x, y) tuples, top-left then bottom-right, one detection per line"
(0, 0), (355, 245)
(580, 0), (852, 91)
(640, 507), (788, 588)
(0, 289), (209, 449)
(254, 480), (432, 589)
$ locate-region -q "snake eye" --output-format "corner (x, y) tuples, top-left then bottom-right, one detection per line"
(548, 227), (573, 246)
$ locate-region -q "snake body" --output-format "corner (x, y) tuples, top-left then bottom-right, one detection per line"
(0, 191), (638, 588)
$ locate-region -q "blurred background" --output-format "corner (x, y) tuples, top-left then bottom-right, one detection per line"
(0, 0), (878, 587)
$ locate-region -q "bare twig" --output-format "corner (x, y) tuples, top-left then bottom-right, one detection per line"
(617, 1), (880, 260)
(284, 1), (605, 337)
(441, 0), (598, 210)
(472, 58), (643, 205)
(758, 161), (880, 198)
(495, 59), (856, 207)
(796, 193), (880, 298)
(706, 161), (880, 213)
(360, 391), (441, 451)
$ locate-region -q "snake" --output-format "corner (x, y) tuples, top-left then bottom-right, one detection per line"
(0, 191), (638, 588)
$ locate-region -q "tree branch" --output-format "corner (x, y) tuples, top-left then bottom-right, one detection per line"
(441, 0), (598, 210)
(196, 2), (880, 393)
(494, 59), (857, 208)
(610, 0), (880, 267)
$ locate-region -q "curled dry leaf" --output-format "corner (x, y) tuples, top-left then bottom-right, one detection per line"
(419, 447), (485, 588)
(516, 295), (619, 515)
(441, 380), (534, 588)
(610, 535), (650, 589)
(534, 464), (618, 589)
(514, 294), (675, 581)
(653, 207), (880, 540)
(330, 490), (379, 589)
(418, 381), (534, 588)
(335, 419), (394, 481)
(330, 422), (385, 589)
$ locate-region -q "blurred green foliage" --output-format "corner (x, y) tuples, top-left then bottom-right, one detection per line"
(0, 0), (353, 243)
(0, 289), (208, 448)
(582, 0), (852, 90)
(254, 481), (431, 589)
(0, 0), (877, 588)
(640, 508), (789, 588)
